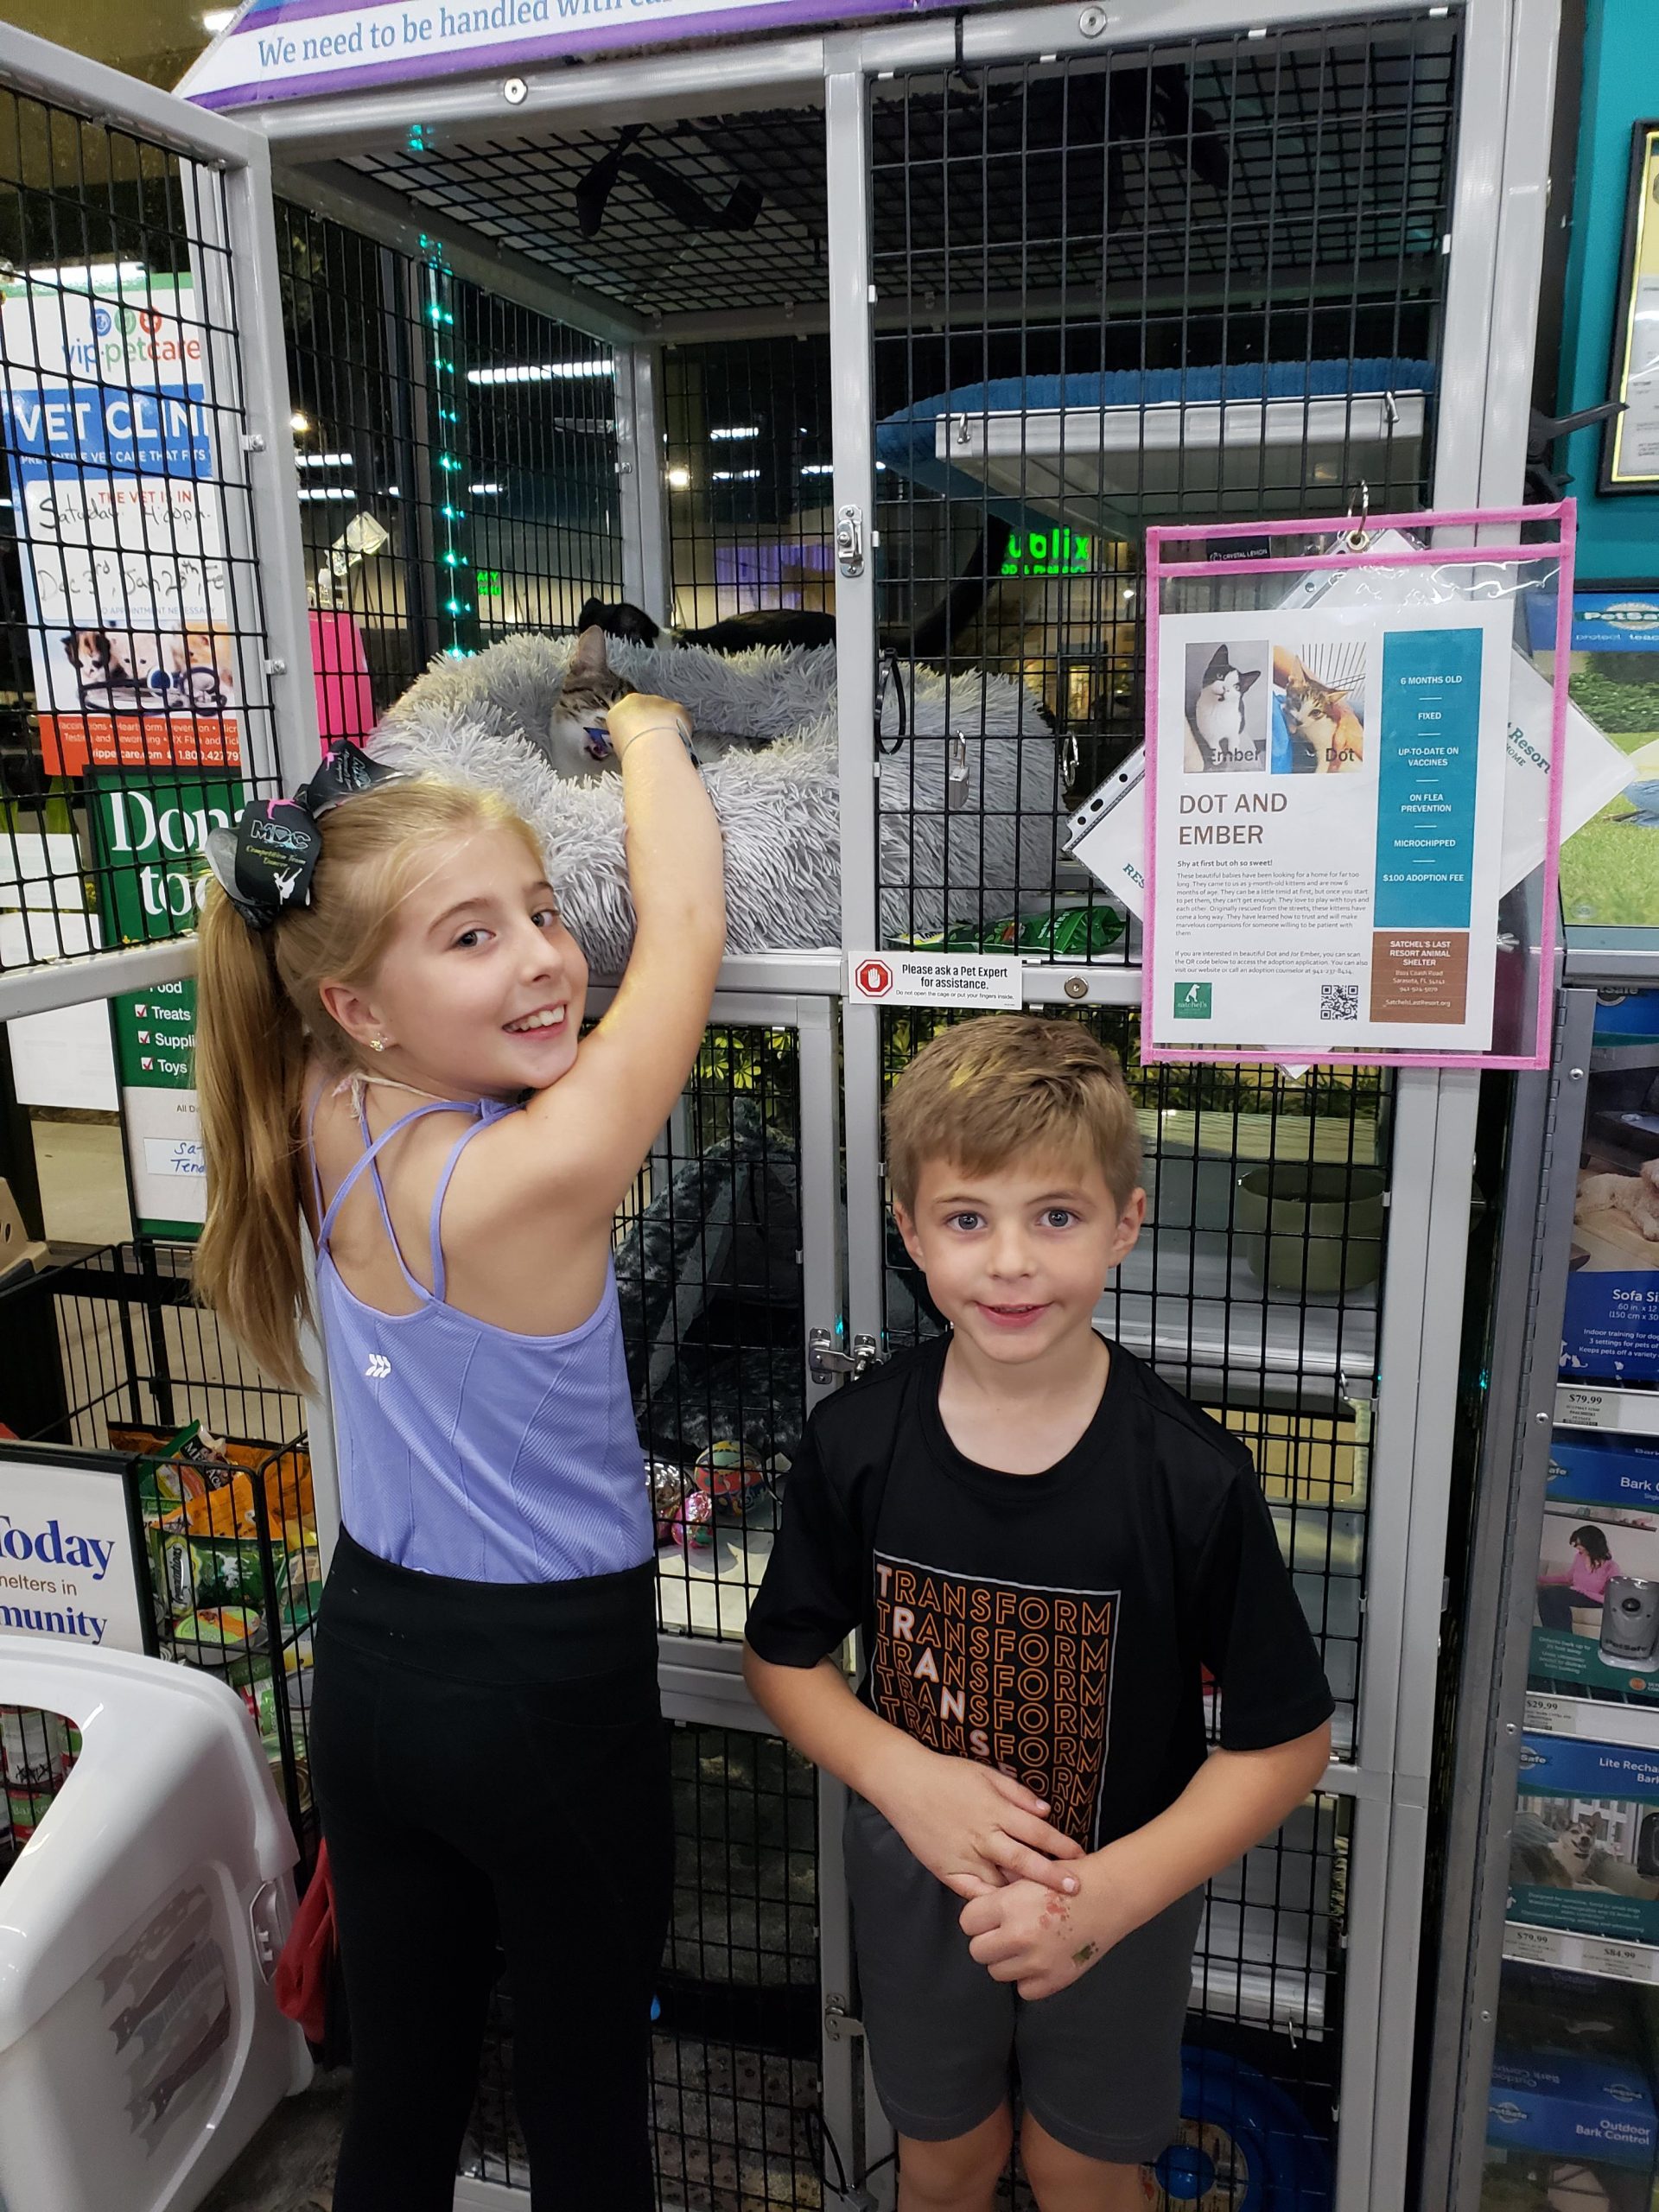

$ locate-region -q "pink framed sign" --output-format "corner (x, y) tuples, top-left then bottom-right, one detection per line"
(1140, 503), (1576, 1072)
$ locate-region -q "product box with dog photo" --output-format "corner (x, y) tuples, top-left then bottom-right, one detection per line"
(1510, 1735), (1659, 1947)
(1562, 995), (1659, 1384)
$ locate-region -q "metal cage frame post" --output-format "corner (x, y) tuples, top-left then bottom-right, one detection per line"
(824, 51), (887, 1380)
(1417, 990), (1598, 2212)
(1366, 0), (1566, 2196)
(617, 346), (672, 625)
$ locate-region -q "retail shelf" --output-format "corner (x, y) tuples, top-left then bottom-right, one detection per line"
(1523, 1692), (1659, 1750)
(1555, 1381), (1659, 1437)
(1503, 1920), (1659, 1987)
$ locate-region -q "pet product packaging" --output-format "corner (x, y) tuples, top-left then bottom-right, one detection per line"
(1534, 1445), (1659, 1698)
(1562, 995), (1659, 1384)
(1527, 589), (1659, 931)
(1487, 2050), (1657, 2171)
(1510, 1735), (1659, 1947)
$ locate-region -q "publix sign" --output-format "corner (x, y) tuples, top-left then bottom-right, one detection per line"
(89, 772), (240, 1238)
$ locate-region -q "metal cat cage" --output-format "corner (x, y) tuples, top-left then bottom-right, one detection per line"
(0, 0), (1567, 2205)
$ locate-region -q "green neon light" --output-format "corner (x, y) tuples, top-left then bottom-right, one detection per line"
(476, 569), (504, 596)
(1000, 528), (1093, 578)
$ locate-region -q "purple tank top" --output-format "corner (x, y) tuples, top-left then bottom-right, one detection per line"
(311, 1089), (652, 1584)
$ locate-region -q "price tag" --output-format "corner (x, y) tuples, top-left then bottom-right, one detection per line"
(1503, 1922), (1560, 1966)
(1580, 1938), (1656, 1983)
(1555, 1387), (1606, 1429)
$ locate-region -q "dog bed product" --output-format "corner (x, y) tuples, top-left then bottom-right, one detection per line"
(370, 632), (1057, 972)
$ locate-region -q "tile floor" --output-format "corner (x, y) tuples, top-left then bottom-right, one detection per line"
(200, 2073), (350, 2212)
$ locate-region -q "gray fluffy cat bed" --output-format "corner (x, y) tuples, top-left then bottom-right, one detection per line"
(369, 632), (1057, 973)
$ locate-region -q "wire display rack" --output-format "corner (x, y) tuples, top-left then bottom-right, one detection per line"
(0, 1240), (318, 1853)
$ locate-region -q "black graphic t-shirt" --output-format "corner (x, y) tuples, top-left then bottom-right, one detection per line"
(745, 1335), (1333, 1850)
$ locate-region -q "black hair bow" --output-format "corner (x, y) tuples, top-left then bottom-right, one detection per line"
(204, 739), (402, 931)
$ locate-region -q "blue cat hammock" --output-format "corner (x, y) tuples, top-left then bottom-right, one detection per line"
(875, 359), (1435, 539)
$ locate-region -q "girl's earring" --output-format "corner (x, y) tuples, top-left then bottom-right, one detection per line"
(369, 1037), (386, 1053)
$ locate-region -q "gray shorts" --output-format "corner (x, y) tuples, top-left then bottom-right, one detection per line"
(845, 1794), (1202, 2164)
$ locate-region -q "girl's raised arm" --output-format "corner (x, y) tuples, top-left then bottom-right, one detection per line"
(512, 690), (726, 1220)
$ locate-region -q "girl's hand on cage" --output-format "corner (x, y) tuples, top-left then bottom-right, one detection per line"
(874, 1745), (1085, 1902)
(607, 692), (691, 760)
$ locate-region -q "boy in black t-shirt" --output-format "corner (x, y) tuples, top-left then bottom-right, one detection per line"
(744, 1015), (1333, 2212)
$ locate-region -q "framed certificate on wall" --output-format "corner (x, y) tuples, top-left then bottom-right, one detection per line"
(1604, 121), (1659, 493)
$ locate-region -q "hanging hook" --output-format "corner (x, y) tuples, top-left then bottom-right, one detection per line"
(1344, 479), (1371, 552)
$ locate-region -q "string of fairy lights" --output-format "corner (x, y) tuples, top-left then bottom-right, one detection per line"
(422, 245), (479, 659)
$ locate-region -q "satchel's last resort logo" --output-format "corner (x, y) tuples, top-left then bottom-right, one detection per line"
(1174, 982), (1212, 1019)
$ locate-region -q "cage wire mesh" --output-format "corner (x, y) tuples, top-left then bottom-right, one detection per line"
(615, 1023), (804, 1641)
(869, 12), (1460, 957)
(464, 1721), (824, 2209)
(0, 1242), (319, 1853)
(664, 339), (836, 637)
(347, 107), (834, 321)
(0, 81), (294, 982)
(276, 199), (624, 713)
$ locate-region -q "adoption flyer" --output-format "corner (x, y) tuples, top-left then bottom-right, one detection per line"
(1147, 604), (1511, 1056)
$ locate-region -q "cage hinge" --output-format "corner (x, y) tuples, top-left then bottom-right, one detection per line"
(809, 1329), (882, 1386)
(835, 505), (866, 578)
(823, 1993), (865, 2041)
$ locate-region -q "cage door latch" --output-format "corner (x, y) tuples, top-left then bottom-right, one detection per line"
(823, 1993), (865, 2041)
(809, 1329), (882, 1386)
(835, 504), (866, 578)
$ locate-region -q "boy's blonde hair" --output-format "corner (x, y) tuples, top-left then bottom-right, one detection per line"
(885, 1014), (1143, 1212)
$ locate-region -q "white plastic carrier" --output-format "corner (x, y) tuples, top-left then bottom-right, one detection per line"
(0, 1637), (312, 2212)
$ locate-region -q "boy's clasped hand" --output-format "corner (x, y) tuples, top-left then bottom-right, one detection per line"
(874, 1732), (1084, 1901)
(880, 1736), (1147, 2000)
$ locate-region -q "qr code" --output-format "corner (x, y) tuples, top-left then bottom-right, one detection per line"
(1320, 985), (1359, 1023)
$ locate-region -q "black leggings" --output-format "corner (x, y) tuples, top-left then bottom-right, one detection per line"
(309, 1528), (672, 2212)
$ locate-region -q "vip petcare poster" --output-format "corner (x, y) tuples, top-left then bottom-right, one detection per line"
(0, 270), (240, 776)
(1147, 604), (1510, 1057)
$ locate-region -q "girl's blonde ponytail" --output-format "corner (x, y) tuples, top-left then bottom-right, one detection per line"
(194, 883), (312, 1392)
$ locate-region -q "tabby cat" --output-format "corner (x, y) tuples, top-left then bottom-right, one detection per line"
(543, 626), (760, 782)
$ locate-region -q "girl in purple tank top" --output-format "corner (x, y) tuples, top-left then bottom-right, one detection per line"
(193, 684), (725, 2212)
